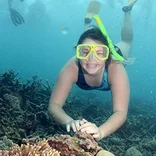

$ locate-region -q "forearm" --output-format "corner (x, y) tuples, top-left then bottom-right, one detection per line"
(48, 104), (73, 125)
(99, 111), (127, 139)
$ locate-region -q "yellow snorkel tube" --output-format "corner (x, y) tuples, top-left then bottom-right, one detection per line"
(93, 15), (124, 62)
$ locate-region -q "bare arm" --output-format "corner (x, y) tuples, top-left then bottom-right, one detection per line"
(48, 58), (78, 125)
(99, 63), (130, 138)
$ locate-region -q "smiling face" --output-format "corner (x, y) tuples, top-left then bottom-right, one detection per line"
(79, 38), (106, 75)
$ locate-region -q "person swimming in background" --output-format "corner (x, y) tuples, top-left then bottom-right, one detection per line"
(103, 0), (124, 9)
(140, 0), (153, 29)
(106, 0), (115, 8)
(48, 0), (137, 141)
(8, 0), (25, 26)
(27, 0), (46, 22)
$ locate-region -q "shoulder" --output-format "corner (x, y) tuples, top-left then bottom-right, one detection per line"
(108, 61), (129, 85)
(58, 56), (79, 83)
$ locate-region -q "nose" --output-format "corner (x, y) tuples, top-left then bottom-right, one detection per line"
(88, 52), (96, 61)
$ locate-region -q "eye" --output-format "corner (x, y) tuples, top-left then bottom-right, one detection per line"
(81, 47), (90, 56)
(96, 50), (104, 56)
(82, 51), (89, 56)
(97, 52), (103, 56)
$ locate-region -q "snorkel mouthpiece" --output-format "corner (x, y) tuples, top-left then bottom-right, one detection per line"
(93, 15), (124, 62)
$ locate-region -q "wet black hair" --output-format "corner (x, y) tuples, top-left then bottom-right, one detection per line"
(77, 27), (111, 68)
(77, 27), (108, 45)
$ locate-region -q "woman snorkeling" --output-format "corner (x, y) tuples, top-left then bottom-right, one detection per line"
(48, 0), (137, 140)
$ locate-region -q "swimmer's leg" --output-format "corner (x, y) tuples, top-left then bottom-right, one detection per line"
(116, 0), (137, 59)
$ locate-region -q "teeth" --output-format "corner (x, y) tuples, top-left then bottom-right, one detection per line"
(87, 64), (96, 67)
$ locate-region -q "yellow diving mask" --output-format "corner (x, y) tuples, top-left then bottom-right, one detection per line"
(76, 44), (109, 61)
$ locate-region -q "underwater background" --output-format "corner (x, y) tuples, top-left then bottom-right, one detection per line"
(0, 0), (156, 155)
(0, 0), (156, 100)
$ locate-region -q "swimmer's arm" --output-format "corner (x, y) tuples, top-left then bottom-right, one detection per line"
(48, 59), (77, 125)
(99, 64), (130, 139)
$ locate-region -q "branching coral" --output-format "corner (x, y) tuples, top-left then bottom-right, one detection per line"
(23, 132), (114, 156)
(0, 133), (114, 156)
(3, 93), (21, 110)
(0, 139), (60, 156)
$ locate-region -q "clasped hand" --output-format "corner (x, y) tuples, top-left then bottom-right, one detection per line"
(66, 119), (102, 140)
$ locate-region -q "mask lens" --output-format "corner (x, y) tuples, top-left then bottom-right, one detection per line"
(78, 45), (91, 58)
(95, 46), (108, 58)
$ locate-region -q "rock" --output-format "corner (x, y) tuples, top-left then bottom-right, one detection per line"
(126, 147), (142, 156)
(96, 150), (115, 156)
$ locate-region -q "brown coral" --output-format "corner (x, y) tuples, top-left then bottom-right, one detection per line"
(0, 140), (60, 156)
(21, 132), (103, 156)
(0, 132), (114, 156)
(47, 132), (103, 156)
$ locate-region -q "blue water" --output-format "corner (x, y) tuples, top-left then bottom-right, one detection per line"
(0, 0), (156, 104)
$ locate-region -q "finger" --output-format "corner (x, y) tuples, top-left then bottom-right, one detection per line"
(75, 120), (81, 131)
(82, 119), (88, 123)
(80, 126), (97, 134)
(80, 122), (93, 129)
(71, 122), (77, 132)
(79, 120), (85, 126)
(93, 133), (100, 139)
(80, 127), (88, 132)
(66, 124), (70, 132)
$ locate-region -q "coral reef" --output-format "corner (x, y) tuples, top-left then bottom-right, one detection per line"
(0, 136), (13, 150)
(0, 139), (60, 156)
(47, 132), (103, 156)
(126, 147), (142, 156)
(1, 70), (156, 155)
(0, 132), (114, 156)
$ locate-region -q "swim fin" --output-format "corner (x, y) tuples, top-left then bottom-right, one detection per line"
(122, 0), (137, 12)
